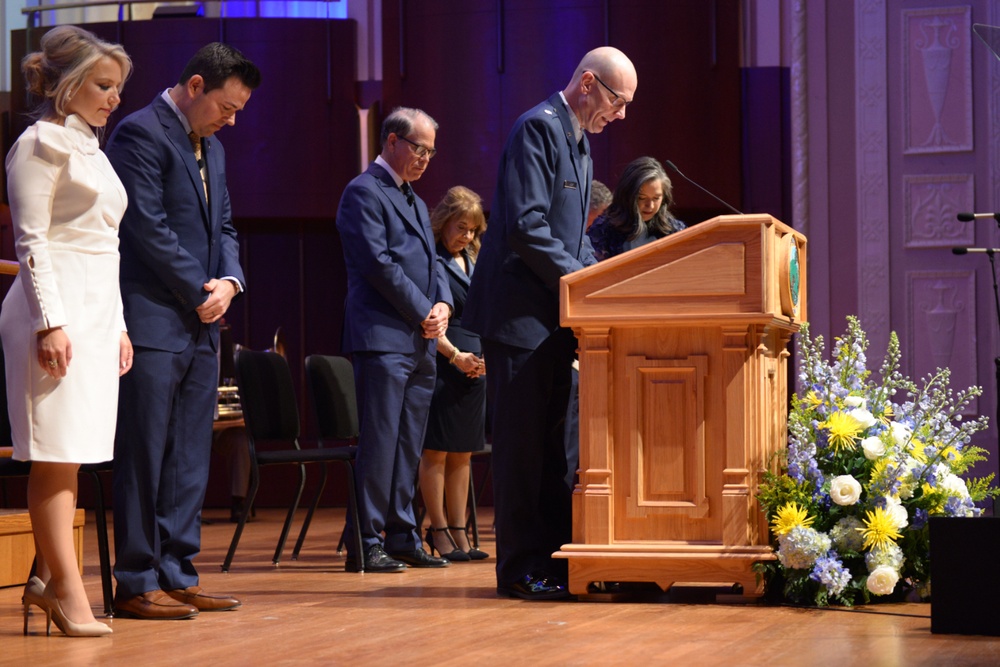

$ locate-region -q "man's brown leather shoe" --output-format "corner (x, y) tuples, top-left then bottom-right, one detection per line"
(166, 586), (241, 612)
(114, 590), (199, 620)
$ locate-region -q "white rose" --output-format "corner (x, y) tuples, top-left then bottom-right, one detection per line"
(890, 422), (911, 446)
(848, 408), (877, 428)
(885, 502), (909, 530)
(829, 475), (863, 506)
(861, 436), (886, 460)
(867, 566), (900, 595)
(844, 396), (867, 409)
(940, 473), (970, 499)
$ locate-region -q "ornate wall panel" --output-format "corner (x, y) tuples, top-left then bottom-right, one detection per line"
(907, 270), (978, 414)
(903, 6), (973, 154)
(904, 174), (975, 248)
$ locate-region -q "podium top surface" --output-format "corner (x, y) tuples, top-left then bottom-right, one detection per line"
(561, 214), (807, 328)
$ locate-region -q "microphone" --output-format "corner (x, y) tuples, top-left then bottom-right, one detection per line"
(953, 247), (1000, 254)
(957, 212), (1000, 222)
(664, 160), (743, 215)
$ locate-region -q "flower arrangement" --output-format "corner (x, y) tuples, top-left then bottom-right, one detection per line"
(756, 316), (998, 606)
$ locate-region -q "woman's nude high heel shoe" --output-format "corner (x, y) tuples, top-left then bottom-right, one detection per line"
(42, 586), (112, 637)
(22, 576), (48, 636)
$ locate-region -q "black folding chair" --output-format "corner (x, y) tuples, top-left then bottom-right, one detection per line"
(221, 349), (363, 572)
(297, 354), (362, 559)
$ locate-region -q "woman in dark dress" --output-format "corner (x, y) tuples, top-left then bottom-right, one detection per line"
(419, 186), (489, 561)
(587, 156), (685, 260)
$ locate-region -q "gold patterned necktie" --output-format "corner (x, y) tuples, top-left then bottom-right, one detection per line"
(188, 131), (208, 200)
(188, 131), (202, 162)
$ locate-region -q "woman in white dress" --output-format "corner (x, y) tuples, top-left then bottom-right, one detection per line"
(0, 25), (132, 637)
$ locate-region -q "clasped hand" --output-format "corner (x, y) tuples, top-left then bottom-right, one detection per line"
(196, 278), (237, 324)
(421, 302), (450, 339)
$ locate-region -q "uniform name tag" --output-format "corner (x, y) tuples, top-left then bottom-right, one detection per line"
(563, 180), (578, 190)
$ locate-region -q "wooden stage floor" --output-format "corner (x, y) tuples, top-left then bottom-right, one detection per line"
(1, 507), (998, 666)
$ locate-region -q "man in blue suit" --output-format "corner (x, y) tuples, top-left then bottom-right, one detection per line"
(107, 43), (260, 619)
(336, 107), (453, 572)
(465, 47), (637, 600)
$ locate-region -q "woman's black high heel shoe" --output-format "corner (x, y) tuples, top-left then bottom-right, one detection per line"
(425, 526), (471, 562)
(449, 525), (489, 560)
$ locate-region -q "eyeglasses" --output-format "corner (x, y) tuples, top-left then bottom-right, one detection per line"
(398, 135), (437, 159)
(589, 72), (631, 109)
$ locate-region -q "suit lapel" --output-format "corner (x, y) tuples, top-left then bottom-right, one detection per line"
(154, 97), (210, 229)
(439, 245), (472, 287)
(368, 165), (434, 254)
(204, 135), (222, 229)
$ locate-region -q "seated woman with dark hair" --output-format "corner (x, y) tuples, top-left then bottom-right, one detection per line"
(587, 156), (686, 261)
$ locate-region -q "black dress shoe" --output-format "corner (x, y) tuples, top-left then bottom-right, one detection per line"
(345, 544), (407, 573)
(497, 573), (571, 600)
(389, 548), (450, 568)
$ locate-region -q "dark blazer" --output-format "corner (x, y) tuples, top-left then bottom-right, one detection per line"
(465, 93), (595, 350)
(438, 245), (480, 355)
(336, 162), (451, 353)
(107, 94), (244, 352)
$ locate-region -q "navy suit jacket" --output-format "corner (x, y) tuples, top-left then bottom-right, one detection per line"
(336, 163), (451, 354)
(465, 93), (596, 350)
(106, 94), (244, 352)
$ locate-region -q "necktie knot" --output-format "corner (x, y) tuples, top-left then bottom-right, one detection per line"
(401, 182), (414, 207)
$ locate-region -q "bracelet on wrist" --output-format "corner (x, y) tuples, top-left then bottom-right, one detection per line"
(449, 349), (460, 364)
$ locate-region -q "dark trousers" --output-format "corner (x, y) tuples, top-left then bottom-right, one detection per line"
(112, 338), (217, 598)
(484, 327), (578, 586)
(347, 347), (436, 553)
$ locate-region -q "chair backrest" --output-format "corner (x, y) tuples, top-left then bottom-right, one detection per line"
(304, 354), (359, 441)
(235, 349), (300, 442)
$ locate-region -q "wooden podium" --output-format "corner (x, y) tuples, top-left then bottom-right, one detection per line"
(554, 215), (806, 597)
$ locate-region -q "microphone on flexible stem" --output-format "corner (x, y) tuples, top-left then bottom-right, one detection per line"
(957, 212), (1000, 222)
(953, 247), (1000, 255)
(664, 160), (744, 216)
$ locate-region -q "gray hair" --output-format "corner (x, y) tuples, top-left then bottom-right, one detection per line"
(380, 107), (438, 146)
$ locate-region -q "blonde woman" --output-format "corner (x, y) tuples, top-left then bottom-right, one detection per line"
(419, 186), (489, 561)
(1, 25), (132, 637)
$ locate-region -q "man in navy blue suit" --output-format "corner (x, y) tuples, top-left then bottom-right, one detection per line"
(107, 43), (259, 619)
(466, 47), (637, 600)
(336, 107), (453, 572)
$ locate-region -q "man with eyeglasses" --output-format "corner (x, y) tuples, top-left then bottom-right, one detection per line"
(335, 107), (453, 573)
(466, 46), (637, 600)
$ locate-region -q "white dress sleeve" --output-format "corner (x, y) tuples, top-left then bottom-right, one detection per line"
(4, 123), (81, 333)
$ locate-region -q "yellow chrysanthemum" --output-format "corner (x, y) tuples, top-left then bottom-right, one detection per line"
(771, 501), (815, 536)
(804, 391), (824, 410)
(870, 458), (891, 480)
(823, 411), (864, 453)
(878, 403), (895, 426)
(907, 438), (928, 463)
(859, 506), (902, 552)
